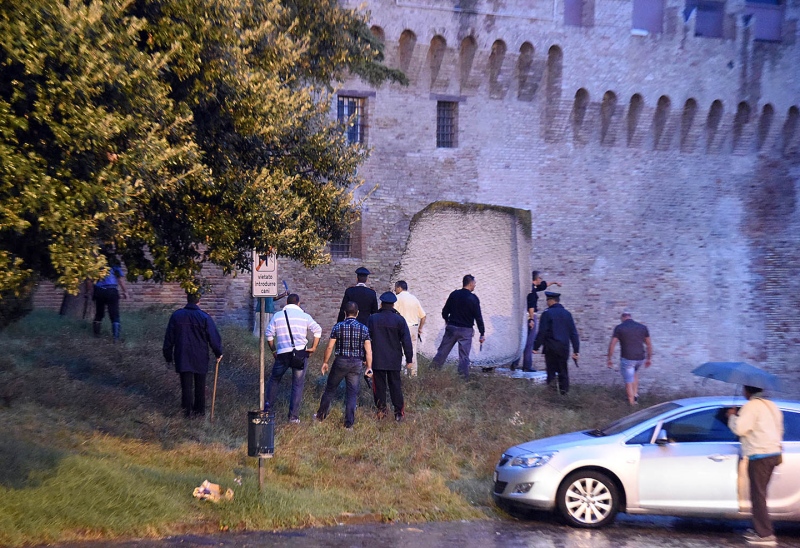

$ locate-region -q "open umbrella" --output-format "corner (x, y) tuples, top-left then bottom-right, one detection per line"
(692, 361), (780, 391)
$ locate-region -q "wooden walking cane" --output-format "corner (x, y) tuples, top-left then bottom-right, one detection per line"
(210, 356), (222, 422)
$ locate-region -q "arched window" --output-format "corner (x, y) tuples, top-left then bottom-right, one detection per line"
(370, 26), (385, 43)
(680, 98), (698, 151)
(653, 95), (671, 149)
(428, 35), (447, 89)
(600, 91), (617, 144)
(781, 106), (799, 154)
(572, 88), (590, 138)
(398, 30), (417, 73)
(489, 40), (507, 98)
(459, 36), (477, 90)
(756, 104), (774, 151)
(706, 99), (724, 152)
(517, 42), (536, 101)
(732, 101), (751, 150)
(627, 94), (644, 146)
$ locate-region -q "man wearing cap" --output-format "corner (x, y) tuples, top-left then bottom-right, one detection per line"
(367, 291), (413, 421)
(163, 290), (223, 418)
(533, 291), (579, 395)
(607, 312), (652, 405)
(337, 267), (379, 325)
(393, 280), (426, 376)
(430, 274), (485, 379)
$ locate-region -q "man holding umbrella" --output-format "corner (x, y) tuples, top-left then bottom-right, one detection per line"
(727, 385), (784, 546)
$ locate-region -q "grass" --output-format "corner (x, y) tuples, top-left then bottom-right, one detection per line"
(0, 309), (677, 546)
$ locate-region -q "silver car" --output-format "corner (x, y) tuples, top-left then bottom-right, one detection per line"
(493, 396), (800, 528)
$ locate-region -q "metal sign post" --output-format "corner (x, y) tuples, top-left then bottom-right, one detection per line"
(251, 251), (278, 490)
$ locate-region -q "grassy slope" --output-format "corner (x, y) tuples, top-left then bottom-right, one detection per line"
(0, 309), (664, 546)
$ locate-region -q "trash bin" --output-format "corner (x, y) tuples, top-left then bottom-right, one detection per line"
(247, 410), (274, 457)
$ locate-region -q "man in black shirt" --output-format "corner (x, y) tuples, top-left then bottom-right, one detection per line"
(337, 266), (378, 325)
(517, 270), (561, 372)
(430, 274), (485, 379)
(534, 291), (579, 395)
(367, 292), (413, 421)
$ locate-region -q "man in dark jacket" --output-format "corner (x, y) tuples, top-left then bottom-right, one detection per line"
(430, 274), (485, 379)
(163, 290), (223, 418)
(534, 291), (579, 395)
(367, 292), (413, 421)
(337, 266), (378, 325)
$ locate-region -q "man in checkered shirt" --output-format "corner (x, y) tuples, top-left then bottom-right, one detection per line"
(315, 301), (373, 429)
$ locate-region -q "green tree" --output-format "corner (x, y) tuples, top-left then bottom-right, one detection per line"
(0, 0), (405, 321)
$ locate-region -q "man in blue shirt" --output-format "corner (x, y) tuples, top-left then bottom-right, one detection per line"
(430, 274), (486, 379)
(88, 264), (128, 340)
(163, 290), (223, 418)
(315, 301), (373, 429)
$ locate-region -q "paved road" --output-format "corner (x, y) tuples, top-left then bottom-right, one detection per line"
(43, 514), (800, 547)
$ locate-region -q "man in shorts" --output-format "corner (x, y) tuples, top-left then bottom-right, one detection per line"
(607, 312), (652, 405)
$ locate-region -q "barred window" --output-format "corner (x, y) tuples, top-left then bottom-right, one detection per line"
(329, 232), (352, 259)
(337, 96), (365, 144)
(436, 101), (457, 148)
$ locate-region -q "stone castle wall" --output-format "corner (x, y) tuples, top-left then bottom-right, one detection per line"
(33, 0), (800, 396)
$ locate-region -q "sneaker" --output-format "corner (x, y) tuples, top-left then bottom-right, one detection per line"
(634, 394), (639, 403)
(395, 414), (404, 423)
(289, 418), (300, 424)
(744, 530), (777, 546)
(344, 425), (353, 431)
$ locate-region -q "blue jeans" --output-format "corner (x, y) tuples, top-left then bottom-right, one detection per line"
(522, 316), (538, 371)
(316, 357), (362, 428)
(265, 353), (306, 420)
(431, 325), (474, 378)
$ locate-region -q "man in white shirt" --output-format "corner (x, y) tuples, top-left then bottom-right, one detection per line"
(265, 293), (322, 423)
(393, 280), (426, 376)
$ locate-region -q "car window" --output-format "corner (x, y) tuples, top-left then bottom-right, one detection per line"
(663, 407), (738, 443)
(783, 410), (800, 442)
(626, 426), (656, 445)
(600, 402), (682, 436)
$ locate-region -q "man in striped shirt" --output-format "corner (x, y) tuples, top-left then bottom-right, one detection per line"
(315, 301), (373, 429)
(265, 293), (322, 423)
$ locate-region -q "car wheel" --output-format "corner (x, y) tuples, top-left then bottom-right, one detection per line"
(556, 470), (620, 528)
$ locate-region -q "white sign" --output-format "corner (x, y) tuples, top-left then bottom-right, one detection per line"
(252, 251), (278, 297)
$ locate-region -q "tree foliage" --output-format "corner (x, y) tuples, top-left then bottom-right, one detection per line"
(0, 0), (405, 305)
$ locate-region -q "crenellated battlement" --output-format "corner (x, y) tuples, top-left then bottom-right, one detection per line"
(353, 0), (799, 156)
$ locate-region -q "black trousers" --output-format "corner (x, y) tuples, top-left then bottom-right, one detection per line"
(93, 286), (120, 323)
(545, 352), (570, 394)
(372, 369), (404, 417)
(748, 454), (781, 538)
(180, 372), (207, 416)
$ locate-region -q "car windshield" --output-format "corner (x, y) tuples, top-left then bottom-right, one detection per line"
(589, 402), (682, 436)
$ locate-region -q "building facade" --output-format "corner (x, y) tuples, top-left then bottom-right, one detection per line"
(35, 0), (800, 395)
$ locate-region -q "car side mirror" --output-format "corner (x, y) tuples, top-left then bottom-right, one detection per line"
(655, 428), (670, 446)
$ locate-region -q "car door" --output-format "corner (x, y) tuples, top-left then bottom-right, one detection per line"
(763, 409), (800, 516)
(638, 406), (740, 515)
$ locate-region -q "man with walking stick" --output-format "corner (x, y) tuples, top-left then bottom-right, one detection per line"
(163, 289), (223, 419)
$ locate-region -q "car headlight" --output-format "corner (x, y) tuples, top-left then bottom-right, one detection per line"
(509, 451), (557, 468)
